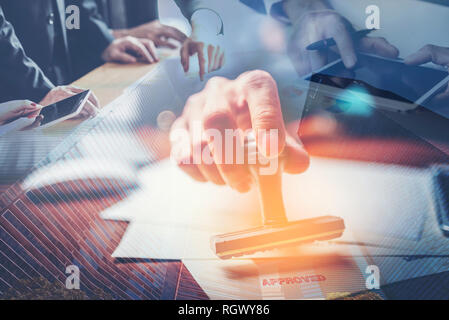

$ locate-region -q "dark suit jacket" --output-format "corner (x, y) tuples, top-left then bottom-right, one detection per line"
(0, 0), (114, 85)
(96, 0), (219, 29)
(0, 6), (54, 103)
(240, 0), (290, 22)
(240, 0), (268, 14)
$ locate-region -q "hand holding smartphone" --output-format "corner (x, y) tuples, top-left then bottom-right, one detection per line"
(3, 90), (92, 133)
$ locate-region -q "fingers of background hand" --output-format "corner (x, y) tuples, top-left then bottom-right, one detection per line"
(124, 38), (153, 63)
(405, 44), (449, 66)
(30, 115), (43, 128)
(84, 100), (98, 117)
(308, 49), (328, 72)
(212, 46), (221, 71)
(87, 92), (100, 108)
(66, 86), (100, 108)
(238, 70), (286, 158)
(14, 103), (41, 115)
(73, 101), (96, 119)
(141, 39), (159, 62)
(162, 25), (187, 43)
(64, 85), (83, 93)
(22, 115), (43, 130)
(218, 52), (225, 70)
(112, 50), (138, 63)
(359, 37), (399, 58)
(25, 109), (42, 119)
(62, 86), (77, 96)
(197, 43), (206, 81)
(207, 45), (214, 73)
(180, 42), (190, 72)
(283, 135), (310, 174)
(170, 117), (207, 183)
(155, 38), (178, 49)
(39, 87), (66, 106)
(287, 38), (313, 76)
(329, 22), (357, 68)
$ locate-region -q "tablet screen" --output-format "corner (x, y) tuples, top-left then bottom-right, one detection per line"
(40, 90), (90, 126)
(306, 54), (448, 105)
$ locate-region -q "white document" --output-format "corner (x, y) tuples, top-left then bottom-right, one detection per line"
(104, 158), (449, 299)
(103, 157), (432, 243)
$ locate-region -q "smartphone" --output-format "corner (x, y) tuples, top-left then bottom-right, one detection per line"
(38, 90), (91, 128)
(303, 53), (449, 112)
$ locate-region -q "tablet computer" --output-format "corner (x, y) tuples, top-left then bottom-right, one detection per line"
(303, 53), (449, 112)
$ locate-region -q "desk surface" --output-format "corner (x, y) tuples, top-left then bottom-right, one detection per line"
(73, 62), (156, 106)
(1, 54), (449, 299)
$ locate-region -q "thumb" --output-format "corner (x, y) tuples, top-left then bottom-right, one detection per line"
(405, 45), (449, 67)
(238, 70), (286, 158)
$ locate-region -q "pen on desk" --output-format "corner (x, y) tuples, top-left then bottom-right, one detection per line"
(306, 29), (375, 51)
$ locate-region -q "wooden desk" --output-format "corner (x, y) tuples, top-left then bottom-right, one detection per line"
(72, 62), (156, 106)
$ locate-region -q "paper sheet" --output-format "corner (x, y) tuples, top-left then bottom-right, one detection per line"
(108, 158), (433, 259)
(102, 158), (449, 298)
(103, 157), (432, 243)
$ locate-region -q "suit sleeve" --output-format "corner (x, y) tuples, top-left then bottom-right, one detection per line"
(240, 0), (268, 14)
(0, 6), (54, 103)
(240, 0), (289, 22)
(71, 0), (114, 57)
(67, 0), (114, 78)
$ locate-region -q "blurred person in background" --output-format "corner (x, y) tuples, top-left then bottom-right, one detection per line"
(96, 0), (225, 80)
(241, 0), (399, 76)
(0, 6), (97, 120)
(0, 0), (159, 88)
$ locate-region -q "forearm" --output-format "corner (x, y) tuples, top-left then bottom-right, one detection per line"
(174, 0), (223, 36)
(111, 29), (128, 38)
(282, 0), (331, 22)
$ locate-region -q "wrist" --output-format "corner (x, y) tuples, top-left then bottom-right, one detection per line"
(112, 29), (129, 39)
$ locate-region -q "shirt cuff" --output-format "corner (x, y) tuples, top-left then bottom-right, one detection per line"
(191, 8), (224, 35)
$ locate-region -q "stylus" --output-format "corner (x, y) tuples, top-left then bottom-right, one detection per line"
(306, 29), (374, 51)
